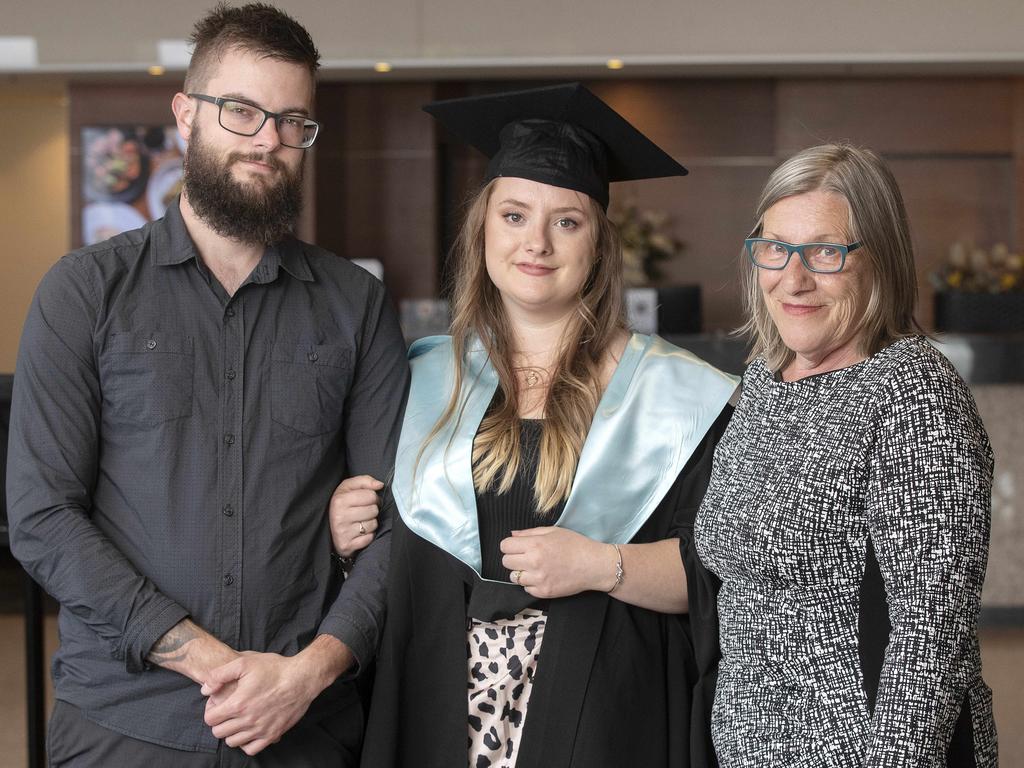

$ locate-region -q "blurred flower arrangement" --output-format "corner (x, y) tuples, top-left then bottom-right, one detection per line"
(609, 203), (685, 287)
(930, 241), (1023, 293)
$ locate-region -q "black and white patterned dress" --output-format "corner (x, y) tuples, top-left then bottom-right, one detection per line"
(695, 336), (998, 767)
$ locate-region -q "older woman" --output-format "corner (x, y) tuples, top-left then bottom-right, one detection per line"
(330, 84), (737, 767)
(696, 144), (997, 766)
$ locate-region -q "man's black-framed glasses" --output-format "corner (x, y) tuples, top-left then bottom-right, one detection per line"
(188, 93), (319, 148)
(744, 238), (862, 274)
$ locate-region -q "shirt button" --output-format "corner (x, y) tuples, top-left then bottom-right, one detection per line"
(308, 351), (319, 362)
(225, 307), (236, 318)
(222, 504), (234, 517)
(223, 574), (234, 586)
(224, 433), (235, 445)
(225, 369), (236, 380)
(146, 339), (157, 350)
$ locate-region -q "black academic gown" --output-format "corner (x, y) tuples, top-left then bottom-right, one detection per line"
(360, 407), (729, 768)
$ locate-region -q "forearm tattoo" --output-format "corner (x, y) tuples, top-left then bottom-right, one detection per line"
(147, 619), (199, 665)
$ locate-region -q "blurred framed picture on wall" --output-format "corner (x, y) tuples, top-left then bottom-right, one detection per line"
(80, 125), (183, 246)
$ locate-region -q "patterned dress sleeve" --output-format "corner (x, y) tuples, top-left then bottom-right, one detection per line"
(864, 350), (993, 766)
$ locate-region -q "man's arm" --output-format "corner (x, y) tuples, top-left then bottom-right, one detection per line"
(7, 257), (190, 672)
(315, 280), (410, 670)
(147, 619), (239, 683)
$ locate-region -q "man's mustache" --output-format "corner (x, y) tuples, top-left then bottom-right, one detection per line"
(229, 152), (287, 172)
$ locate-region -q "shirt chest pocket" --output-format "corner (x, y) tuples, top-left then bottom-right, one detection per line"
(270, 342), (352, 437)
(100, 331), (195, 426)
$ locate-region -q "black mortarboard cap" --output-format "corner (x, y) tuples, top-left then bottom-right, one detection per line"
(423, 83), (687, 209)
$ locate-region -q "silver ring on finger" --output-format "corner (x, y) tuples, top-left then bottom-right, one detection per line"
(511, 569), (522, 585)
(358, 520), (366, 536)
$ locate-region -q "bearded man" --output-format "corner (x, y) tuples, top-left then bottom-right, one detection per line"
(6, 4), (408, 766)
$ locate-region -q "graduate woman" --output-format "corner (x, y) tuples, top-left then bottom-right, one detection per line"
(330, 84), (737, 767)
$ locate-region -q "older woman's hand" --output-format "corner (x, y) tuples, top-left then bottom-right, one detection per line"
(500, 527), (619, 598)
(328, 475), (383, 558)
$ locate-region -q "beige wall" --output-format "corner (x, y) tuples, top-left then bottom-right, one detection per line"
(0, 84), (68, 373)
(980, 627), (1024, 763)
(5, 0), (1024, 71)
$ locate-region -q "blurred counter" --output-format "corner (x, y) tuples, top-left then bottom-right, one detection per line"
(665, 332), (1024, 384)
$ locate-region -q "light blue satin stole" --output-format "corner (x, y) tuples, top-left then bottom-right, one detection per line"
(392, 333), (738, 580)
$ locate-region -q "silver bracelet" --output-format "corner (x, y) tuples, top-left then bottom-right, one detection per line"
(608, 543), (624, 593)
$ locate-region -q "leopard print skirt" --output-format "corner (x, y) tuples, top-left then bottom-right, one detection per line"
(466, 609), (547, 768)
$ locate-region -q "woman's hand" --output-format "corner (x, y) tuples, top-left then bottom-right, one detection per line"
(500, 526), (619, 599)
(328, 475), (383, 558)
(501, 528), (688, 612)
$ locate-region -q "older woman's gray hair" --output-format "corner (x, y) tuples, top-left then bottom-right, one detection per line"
(740, 143), (926, 370)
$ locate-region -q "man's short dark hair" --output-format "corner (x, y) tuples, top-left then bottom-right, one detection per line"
(184, 2), (320, 93)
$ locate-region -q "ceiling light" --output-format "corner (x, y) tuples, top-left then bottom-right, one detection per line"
(0, 37), (38, 69)
(157, 39), (192, 68)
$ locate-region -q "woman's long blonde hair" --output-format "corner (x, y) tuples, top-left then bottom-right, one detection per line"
(424, 179), (627, 514)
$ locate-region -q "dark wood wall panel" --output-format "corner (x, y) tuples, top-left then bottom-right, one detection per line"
(70, 83), (181, 125)
(315, 82), (438, 302)
(1014, 82), (1024, 249)
(336, 155), (437, 299)
(310, 76), (1023, 331)
(591, 80), (776, 159)
(776, 79), (1015, 155)
(323, 83), (437, 152)
(68, 78), (1024, 327)
(891, 157), (1015, 328)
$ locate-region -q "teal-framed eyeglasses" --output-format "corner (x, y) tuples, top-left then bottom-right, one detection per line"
(188, 93), (319, 149)
(744, 238), (862, 274)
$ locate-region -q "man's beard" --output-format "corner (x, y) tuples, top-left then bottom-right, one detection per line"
(182, 123), (304, 246)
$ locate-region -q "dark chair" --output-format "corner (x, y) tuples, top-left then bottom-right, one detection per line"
(0, 373), (47, 768)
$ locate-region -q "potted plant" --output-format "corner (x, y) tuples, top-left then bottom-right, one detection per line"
(930, 242), (1024, 333)
(610, 203), (699, 334)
